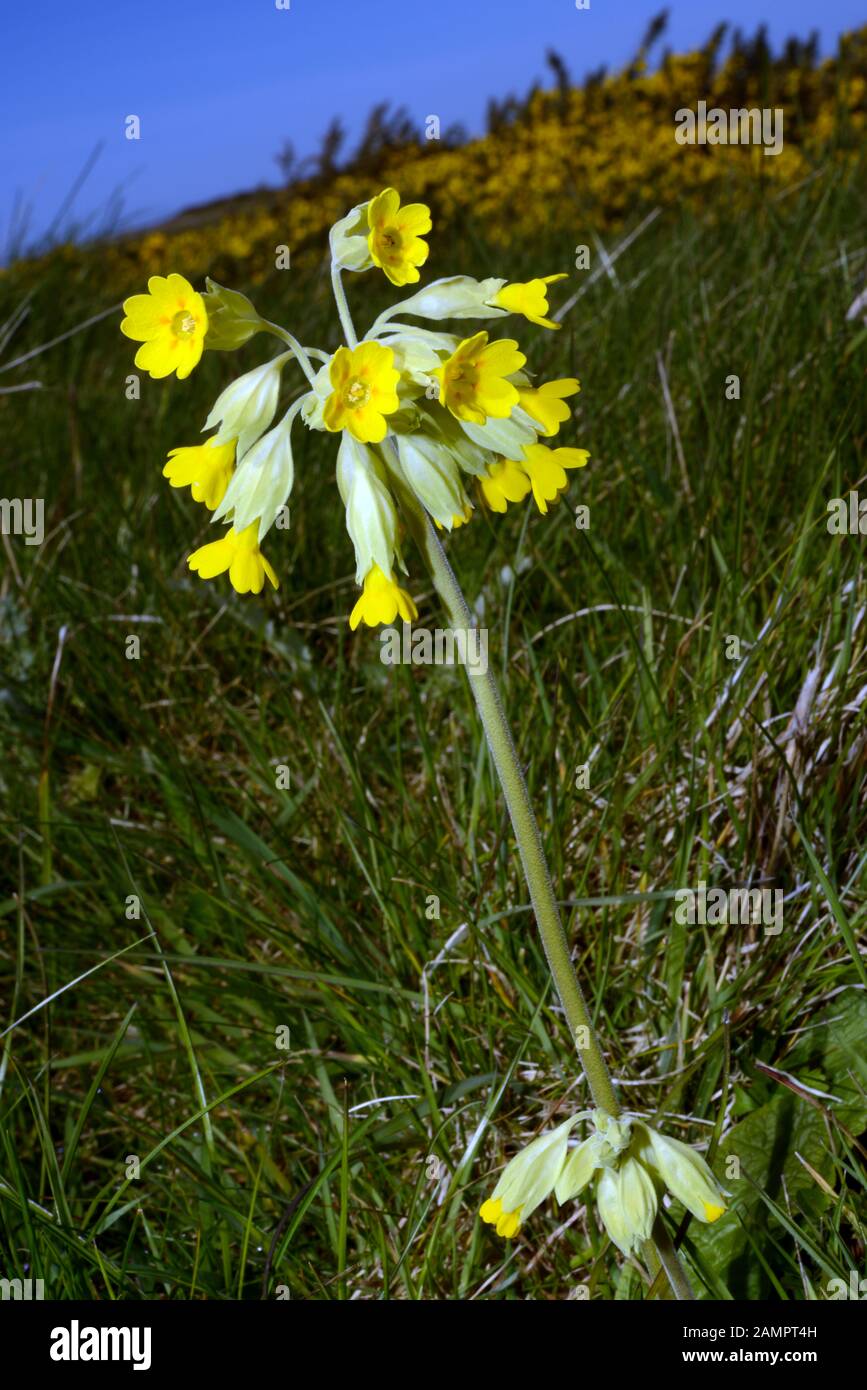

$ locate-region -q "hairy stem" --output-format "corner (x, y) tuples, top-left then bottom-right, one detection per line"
(331, 267), (358, 349)
(396, 485), (619, 1114)
(262, 322), (320, 387)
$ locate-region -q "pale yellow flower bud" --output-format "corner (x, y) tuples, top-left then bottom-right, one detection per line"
(212, 407), (298, 540)
(396, 433), (469, 530)
(638, 1124), (728, 1224)
(480, 1114), (586, 1238)
(205, 355), (288, 459)
(337, 434), (399, 584)
(597, 1156), (658, 1256)
(329, 203), (374, 274)
(394, 275), (508, 322)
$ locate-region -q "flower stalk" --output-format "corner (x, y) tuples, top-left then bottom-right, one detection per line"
(398, 482), (619, 1115)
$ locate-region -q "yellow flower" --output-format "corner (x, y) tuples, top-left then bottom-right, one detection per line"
(479, 458), (531, 512)
(323, 342), (400, 444)
(638, 1127), (728, 1225)
(163, 438), (236, 510)
(490, 274), (567, 330)
(480, 1115), (584, 1239)
(433, 331), (525, 425)
(367, 187), (432, 287)
(120, 273), (208, 379)
(188, 523), (278, 594)
(519, 443), (589, 513)
(518, 378), (580, 437)
(350, 564), (418, 629)
(479, 1197), (522, 1239)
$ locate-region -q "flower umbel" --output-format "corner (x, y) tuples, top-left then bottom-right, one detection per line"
(119, 187), (589, 615)
(479, 1110), (728, 1250)
(121, 273), (208, 379)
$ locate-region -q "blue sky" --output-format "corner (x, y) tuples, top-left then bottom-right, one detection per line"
(2, 0), (864, 253)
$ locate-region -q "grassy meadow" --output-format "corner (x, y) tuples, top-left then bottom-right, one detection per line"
(1, 24), (867, 1301)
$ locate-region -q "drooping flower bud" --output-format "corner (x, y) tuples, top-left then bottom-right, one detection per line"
(212, 408), (298, 540)
(395, 433), (469, 530)
(337, 434), (400, 584)
(596, 1156), (658, 1256)
(480, 1114), (588, 1238)
(329, 202), (374, 274)
(637, 1124), (728, 1224)
(205, 354), (289, 459)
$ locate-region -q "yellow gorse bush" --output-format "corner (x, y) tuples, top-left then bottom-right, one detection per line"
(119, 189), (588, 615)
(9, 31), (865, 297)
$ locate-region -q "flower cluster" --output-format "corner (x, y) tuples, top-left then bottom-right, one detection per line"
(120, 189), (588, 617)
(479, 1109), (727, 1252)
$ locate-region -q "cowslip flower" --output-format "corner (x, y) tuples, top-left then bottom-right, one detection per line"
(188, 523), (278, 594)
(480, 1115), (585, 1238)
(597, 1158), (658, 1256)
(395, 433), (471, 530)
(638, 1126), (728, 1226)
(433, 332), (526, 425)
(163, 438), (236, 510)
(323, 342), (400, 443)
(479, 457), (531, 512)
(205, 355), (288, 459)
(517, 378), (580, 437)
(519, 443), (590, 513)
(489, 274), (567, 330)
(479, 1110), (727, 1249)
(120, 273), (208, 379)
(374, 272), (569, 331)
(211, 411), (296, 539)
(337, 434), (401, 580)
(350, 565), (418, 630)
(366, 187), (432, 287)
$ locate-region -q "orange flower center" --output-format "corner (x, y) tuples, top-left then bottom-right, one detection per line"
(446, 360), (478, 402)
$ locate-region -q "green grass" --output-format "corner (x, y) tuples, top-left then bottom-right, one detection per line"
(1, 154), (866, 1301)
